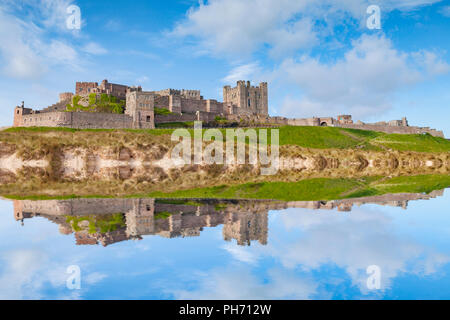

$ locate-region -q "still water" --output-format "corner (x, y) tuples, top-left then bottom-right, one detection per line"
(0, 191), (449, 300)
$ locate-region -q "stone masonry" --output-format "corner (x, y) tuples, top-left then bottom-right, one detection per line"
(223, 80), (268, 115)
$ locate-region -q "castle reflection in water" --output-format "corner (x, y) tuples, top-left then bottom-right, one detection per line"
(12, 190), (444, 247)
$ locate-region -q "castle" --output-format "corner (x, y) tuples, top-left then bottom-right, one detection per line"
(13, 79), (269, 130)
(12, 79), (445, 137)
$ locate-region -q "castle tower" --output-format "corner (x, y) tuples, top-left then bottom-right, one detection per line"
(402, 117), (408, 127)
(223, 80), (268, 115)
(125, 199), (155, 237)
(222, 211), (268, 246)
(125, 90), (155, 129)
(13, 200), (23, 221)
(13, 103), (32, 127)
(75, 82), (98, 95)
(59, 92), (73, 103)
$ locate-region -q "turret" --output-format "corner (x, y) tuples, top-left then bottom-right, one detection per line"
(13, 102), (32, 127)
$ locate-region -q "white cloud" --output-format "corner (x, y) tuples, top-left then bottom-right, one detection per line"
(38, 0), (77, 32)
(0, 1), (88, 80)
(413, 50), (450, 76)
(222, 243), (260, 264)
(172, 0), (314, 57)
(136, 76), (150, 84)
(48, 40), (80, 65)
(439, 5), (450, 17)
(0, 249), (69, 299)
(84, 272), (108, 285)
(82, 42), (108, 55)
(104, 20), (121, 31)
(0, 248), (109, 299)
(172, 0), (442, 58)
(222, 62), (261, 83)
(271, 207), (449, 292)
(2, 0), (77, 33)
(276, 34), (448, 119)
(171, 267), (318, 299)
(0, 10), (46, 79)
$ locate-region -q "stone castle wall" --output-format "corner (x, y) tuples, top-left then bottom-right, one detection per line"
(14, 198), (136, 217)
(206, 99), (222, 113)
(17, 110), (153, 129)
(335, 123), (445, 138)
(155, 111), (218, 124)
(75, 82), (98, 95)
(153, 89), (202, 100)
(59, 92), (73, 102)
(225, 114), (445, 138)
(155, 95), (224, 115)
(154, 95), (170, 110)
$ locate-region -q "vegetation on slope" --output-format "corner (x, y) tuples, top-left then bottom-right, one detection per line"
(4, 175), (449, 201)
(147, 175), (450, 201)
(4, 125), (449, 153)
(66, 213), (126, 234)
(154, 107), (174, 115)
(66, 93), (125, 114)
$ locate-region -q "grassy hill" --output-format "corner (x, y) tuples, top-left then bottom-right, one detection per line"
(4, 125), (450, 153)
(146, 175), (450, 201)
(5, 175), (449, 201)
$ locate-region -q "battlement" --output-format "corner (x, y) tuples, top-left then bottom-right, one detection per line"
(59, 92), (73, 103)
(75, 82), (98, 95)
(152, 88), (202, 100)
(75, 79), (129, 99)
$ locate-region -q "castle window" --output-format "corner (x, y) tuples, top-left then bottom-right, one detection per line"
(146, 116), (151, 122)
(16, 110), (20, 114)
(248, 99), (251, 107)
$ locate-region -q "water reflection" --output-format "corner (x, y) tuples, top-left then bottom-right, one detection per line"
(12, 189), (444, 247)
(1, 188), (450, 299)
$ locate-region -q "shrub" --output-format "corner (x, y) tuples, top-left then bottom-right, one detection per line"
(154, 107), (173, 115)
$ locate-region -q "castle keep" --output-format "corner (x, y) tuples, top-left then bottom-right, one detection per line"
(11, 79), (445, 137)
(223, 81), (268, 115)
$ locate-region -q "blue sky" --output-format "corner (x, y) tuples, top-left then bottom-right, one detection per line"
(0, 0), (449, 135)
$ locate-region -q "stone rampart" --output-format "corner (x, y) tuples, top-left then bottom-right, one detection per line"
(155, 111), (218, 124)
(336, 123), (444, 138)
(19, 111), (152, 129)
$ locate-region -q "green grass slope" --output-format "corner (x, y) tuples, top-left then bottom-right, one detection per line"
(4, 125), (450, 153)
(147, 175), (450, 201)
